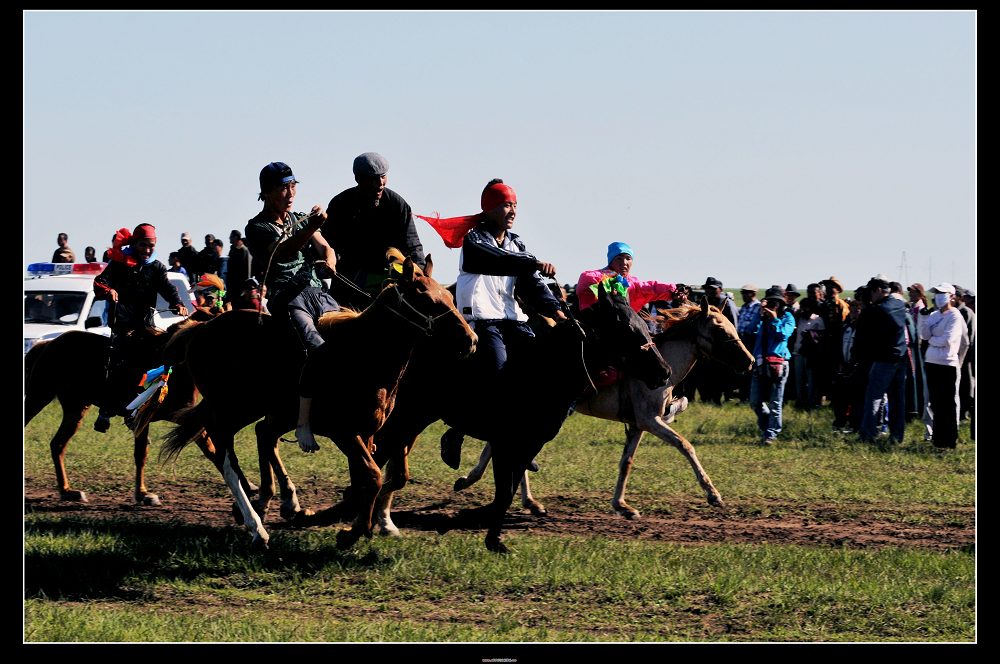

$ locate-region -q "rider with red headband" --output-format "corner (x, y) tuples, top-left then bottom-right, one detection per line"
(421, 178), (566, 468)
(92, 223), (189, 432)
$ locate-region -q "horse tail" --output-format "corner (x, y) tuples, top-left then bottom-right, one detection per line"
(160, 401), (210, 463)
(24, 340), (56, 424)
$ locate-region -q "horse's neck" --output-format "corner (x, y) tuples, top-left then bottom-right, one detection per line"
(659, 337), (699, 386)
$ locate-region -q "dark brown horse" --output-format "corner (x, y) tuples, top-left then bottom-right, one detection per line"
(161, 255), (477, 547)
(23, 316), (223, 506)
(368, 281), (672, 553)
(454, 301), (755, 518)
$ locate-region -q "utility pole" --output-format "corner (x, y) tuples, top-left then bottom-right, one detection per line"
(898, 251), (910, 288)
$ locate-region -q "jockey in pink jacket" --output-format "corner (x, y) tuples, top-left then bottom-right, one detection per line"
(576, 241), (677, 311)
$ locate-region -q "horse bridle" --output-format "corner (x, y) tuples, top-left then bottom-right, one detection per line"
(694, 315), (745, 362)
(381, 282), (459, 337)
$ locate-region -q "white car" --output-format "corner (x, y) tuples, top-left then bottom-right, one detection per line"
(24, 262), (197, 354)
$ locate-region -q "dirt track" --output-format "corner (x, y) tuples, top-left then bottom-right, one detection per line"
(24, 476), (974, 553)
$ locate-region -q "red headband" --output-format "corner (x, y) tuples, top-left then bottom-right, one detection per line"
(480, 183), (517, 212)
(132, 224), (157, 241)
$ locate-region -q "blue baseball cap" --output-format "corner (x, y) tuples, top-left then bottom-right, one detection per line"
(607, 241), (634, 265)
(259, 162), (297, 195)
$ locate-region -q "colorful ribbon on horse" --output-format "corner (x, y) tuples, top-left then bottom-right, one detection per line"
(126, 366), (173, 412)
(589, 273), (631, 301)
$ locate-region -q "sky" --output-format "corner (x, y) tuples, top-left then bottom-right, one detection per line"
(24, 10), (976, 294)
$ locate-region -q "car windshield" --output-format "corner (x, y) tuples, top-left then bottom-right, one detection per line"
(24, 291), (87, 325)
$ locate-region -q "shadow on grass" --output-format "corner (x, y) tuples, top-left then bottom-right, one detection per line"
(24, 516), (397, 600)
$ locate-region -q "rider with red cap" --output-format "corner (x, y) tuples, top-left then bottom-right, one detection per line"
(421, 178), (566, 468)
(92, 223), (190, 432)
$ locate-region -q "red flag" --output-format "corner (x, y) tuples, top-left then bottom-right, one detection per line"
(416, 213), (480, 248)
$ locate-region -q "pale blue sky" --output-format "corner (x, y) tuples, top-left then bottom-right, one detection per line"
(24, 10), (976, 293)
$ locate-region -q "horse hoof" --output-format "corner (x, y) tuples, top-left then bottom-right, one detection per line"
(453, 478), (469, 492)
(251, 531), (270, 550)
(378, 524), (401, 537)
(614, 504), (641, 520)
(280, 503), (305, 521)
(708, 495), (725, 508)
(60, 490), (88, 503)
(138, 493), (162, 507)
(336, 528), (361, 550)
(485, 536), (509, 554)
(527, 504), (548, 517)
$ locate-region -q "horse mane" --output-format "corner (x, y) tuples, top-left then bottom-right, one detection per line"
(653, 302), (719, 341)
(315, 248), (431, 336)
(385, 247), (425, 277)
(317, 307), (362, 333)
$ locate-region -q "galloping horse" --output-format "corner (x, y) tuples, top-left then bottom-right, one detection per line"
(24, 316), (221, 506)
(161, 254), (477, 547)
(452, 300), (755, 518)
(368, 281), (672, 553)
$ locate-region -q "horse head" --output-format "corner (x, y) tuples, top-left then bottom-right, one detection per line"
(580, 280), (671, 390)
(380, 249), (477, 358)
(696, 299), (754, 373)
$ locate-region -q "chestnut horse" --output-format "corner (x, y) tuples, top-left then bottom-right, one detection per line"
(161, 255), (477, 547)
(368, 281), (672, 553)
(23, 316), (222, 506)
(453, 300), (755, 518)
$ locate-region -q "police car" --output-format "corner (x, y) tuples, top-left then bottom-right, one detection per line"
(24, 262), (197, 354)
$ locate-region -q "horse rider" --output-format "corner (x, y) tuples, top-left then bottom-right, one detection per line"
(575, 242), (679, 384)
(93, 223), (189, 433)
(322, 152), (426, 309)
(420, 178), (566, 469)
(244, 161), (340, 453)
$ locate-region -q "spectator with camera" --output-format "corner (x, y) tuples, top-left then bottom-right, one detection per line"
(749, 286), (796, 446)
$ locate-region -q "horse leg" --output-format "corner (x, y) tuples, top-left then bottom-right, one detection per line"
(484, 442), (529, 553)
(612, 429), (646, 519)
(193, 431), (258, 496)
(132, 428), (161, 506)
(454, 442), (491, 492)
(374, 449), (412, 537)
(644, 416), (724, 507)
(518, 471), (547, 517)
(50, 402), (87, 502)
(264, 423), (313, 522)
(253, 419), (279, 521)
(335, 435), (383, 550)
(217, 435), (269, 547)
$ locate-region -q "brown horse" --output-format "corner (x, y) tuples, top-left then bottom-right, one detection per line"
(23, 316), (223, 506)
(368, 281), (673, 553)
(453, 300), (755, 518)
(161, 254), (477, 547)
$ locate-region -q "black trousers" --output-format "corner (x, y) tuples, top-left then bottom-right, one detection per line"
(925, 362), (959, 448)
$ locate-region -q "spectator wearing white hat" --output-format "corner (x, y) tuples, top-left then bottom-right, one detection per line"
(917, 283), (970, 449)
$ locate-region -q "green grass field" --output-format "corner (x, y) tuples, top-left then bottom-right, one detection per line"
(24, 400), (976, 643)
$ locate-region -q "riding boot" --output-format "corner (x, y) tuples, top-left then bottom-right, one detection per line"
(94, 408), (112, 433)
(440, 427), (465, 470)
(294, 396), (320, 453)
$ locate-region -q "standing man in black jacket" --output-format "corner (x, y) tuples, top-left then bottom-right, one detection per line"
(323, 152), (425, 309)
(854, 275), (908, 444)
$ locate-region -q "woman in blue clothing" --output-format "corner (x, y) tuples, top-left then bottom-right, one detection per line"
(749, 286), (797, 446)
